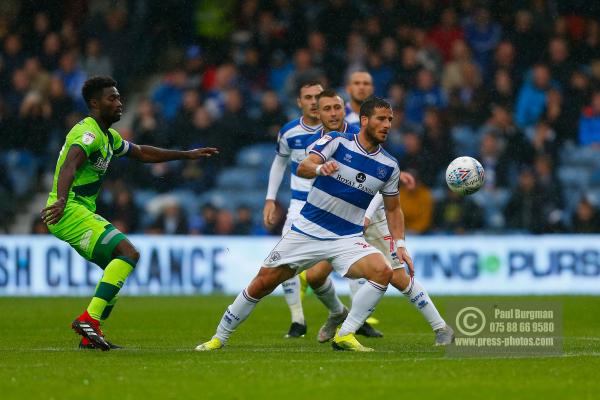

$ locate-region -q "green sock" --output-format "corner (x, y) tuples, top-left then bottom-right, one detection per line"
(101, 296), (119, 321)
(87, 257), (134, 320)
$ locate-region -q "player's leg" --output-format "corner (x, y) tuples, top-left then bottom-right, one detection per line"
(338, 253), (392, 338)
(330, 240), (392, 352)
(196, 265), (296, 351)
(280, 212), (307, 337)
(79, 282), (121, 349)
(390, 268), (454, 345)
(305, 261), (349, 342)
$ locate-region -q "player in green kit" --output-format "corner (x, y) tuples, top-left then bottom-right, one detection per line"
(42, 76), (218, 351)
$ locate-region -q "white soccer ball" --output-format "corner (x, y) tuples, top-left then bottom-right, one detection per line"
(445, 156), (485, 195)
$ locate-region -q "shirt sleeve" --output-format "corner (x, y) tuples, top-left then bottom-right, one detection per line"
(308, 134), (341, 162)
(365, 192), (384, 220)
(381, 164), (400, 196)
(276, 129), (291, 157)
(69, 128), (101, 157)
(111, 129), (130, 157)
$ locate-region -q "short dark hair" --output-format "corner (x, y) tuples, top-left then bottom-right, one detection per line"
(82, 76), (117, 107)
(359, 96), (391, 119)
(297, 79), (322, 96)
(316, 89), (341, 102)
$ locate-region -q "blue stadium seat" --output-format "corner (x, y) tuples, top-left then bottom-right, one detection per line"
(1, 150), (39, 198)
(235, 144), (277, 169)
(216, 167), (264, 190)
(557, 166), (590, 189)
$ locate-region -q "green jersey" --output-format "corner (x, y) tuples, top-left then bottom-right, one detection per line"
(47, 116), (130, 212)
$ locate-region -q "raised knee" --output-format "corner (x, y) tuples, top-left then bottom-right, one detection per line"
(372, 263), (393, 285)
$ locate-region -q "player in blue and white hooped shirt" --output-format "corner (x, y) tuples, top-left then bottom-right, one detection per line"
(344, 71), (374, 130)
(262, 80), (323, 339)
(196, 97), (414, 352)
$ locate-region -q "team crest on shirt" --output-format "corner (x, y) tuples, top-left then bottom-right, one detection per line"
(377, 166), (387, 179)
(315, 135), (332, 146)
(268, 251), (281, 263)
(82, 132), (96, 145)
(343, 153), (352, 163)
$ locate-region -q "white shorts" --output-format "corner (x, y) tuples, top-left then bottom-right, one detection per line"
(364, 219), (405, 270)
(282, 199), (305, 235)
(264, 231), (382, 277)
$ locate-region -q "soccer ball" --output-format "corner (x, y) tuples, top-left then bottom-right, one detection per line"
(445, 156), (485, 195)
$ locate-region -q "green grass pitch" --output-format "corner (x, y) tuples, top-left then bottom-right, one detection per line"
(1, 295), (599, 399)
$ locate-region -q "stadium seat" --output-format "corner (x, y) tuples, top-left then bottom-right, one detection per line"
(216, 167), (264, 190)
(557, 166), (591, 189)
(235, 144), (277, 169)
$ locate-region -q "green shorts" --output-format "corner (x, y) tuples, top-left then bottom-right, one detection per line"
(47, 201), (128, 269)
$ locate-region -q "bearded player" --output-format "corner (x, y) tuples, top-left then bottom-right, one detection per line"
(42, 76), (218, 350)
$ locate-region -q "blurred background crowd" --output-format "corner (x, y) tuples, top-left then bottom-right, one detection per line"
(2, 0), (600, 236)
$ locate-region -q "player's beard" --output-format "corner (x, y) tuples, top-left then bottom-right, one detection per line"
(365, 123), (384, 145)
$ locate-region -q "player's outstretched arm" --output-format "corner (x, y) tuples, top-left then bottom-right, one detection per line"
(41, 146), (87, 225)
(127, 143), (219, 163)
(297, 153), (338, 179)
(383, 194), (414, 277)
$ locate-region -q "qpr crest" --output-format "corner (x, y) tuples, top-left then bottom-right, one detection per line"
(377, 166), (387, 179)
(268, 251), (281, 263)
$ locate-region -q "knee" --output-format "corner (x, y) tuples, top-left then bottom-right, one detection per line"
(368, 263), (393, 286)
(113, 242), (140, 265)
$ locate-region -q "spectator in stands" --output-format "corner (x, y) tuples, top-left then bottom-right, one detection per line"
(506, 10), (544, 73)
(578, 90), (600, 146)
(397, 131), (431, 186)
(399, 170), (434, 234)
(215, 209), (235, 235)
(533, 155), (565, 233)
(39, 32), (61, 71)
(152, 68), (187, 122)
(132, 98), (168, 147)
(562, 70), (591, 143)
(421, 107), (453, 186)
(81, 38), (113, 78)
(504, 169), (545, 233)
(441, 40), (473, 93)
(547, 37), (575, 88)
(478, 132), (511, 189)
(47, 76), (75, 131)
(148, 200), (188, 234)
(571, 197), (600, 233)
(404, 68), (446, 124)
(16, 91), (53, 158)
(100, 186), (140, 234)
(2, 34), (25, 78)
(527, 119), (559, 162)
(515, 63), (556, 129)
(55, 51), (87, 111)
(427, 7), (464, 63)
(6, 69), (30, 115)
(542, 88), (571, 145)
(491, 41), (519, 87)
(212, 88), (254, 165)
(488, 69), (515, 108)
(464, 7), (502, 76)
(395, 45), (420, 88)
(255, 90), (287, 142)
(233, 205), (254, 235)
(23, 57), (50, 96)
(434, 188), (484, 234)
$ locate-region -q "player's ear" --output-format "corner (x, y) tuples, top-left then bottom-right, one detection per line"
(296, 96), (302, 109)
(360, 115), (368, 127)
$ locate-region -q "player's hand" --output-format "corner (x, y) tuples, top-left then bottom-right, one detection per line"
(41, 197), (66, 225)
(363, 217), (371, 231)
(263, 200), (277, 229)
(318, 161), (339, 176)
(400, 171), (416, 190)
(397, 247), (414, 277)
(185, 147), (219, 159)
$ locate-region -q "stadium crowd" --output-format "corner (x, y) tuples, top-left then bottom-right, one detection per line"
(2, 0), (600, 235)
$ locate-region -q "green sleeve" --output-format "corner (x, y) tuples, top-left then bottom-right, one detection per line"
(68, 127), (101, 157)
(110, 129), (130, 157)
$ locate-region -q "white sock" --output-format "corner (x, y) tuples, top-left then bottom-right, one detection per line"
(215, 289), (259, 343)
(313, 277), (345, 315)
(402, 278), (445, 331)
(338, 280), (387, 336)
(347, 278), (366, 299)
(282, 275), (305, 324)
